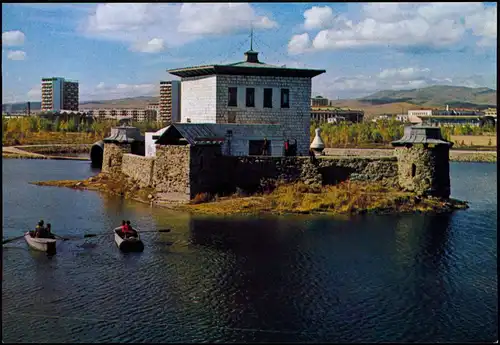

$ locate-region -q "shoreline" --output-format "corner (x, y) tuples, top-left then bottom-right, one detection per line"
(3, 144), (495, 163)
(30, 173), (469, 217)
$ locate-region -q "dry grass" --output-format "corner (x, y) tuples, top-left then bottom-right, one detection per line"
(3, 132), (100, 146)
(450, 135), (496, 147)
(180, 181), (468, 216)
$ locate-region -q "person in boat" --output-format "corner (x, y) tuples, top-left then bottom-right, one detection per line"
(126, 220), (138, 238)
(45, 223), (55, 239)
(33, 220), (45, 238)
(119, 220), (128, 236)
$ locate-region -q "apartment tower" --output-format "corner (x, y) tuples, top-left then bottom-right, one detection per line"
(41, 77), (79, 112)
(159, 80), (180, 124)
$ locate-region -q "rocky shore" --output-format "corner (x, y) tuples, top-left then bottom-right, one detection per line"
(31, 173), (469, 216)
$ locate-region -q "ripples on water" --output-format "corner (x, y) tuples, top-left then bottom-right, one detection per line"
(2, 160), (497, 342)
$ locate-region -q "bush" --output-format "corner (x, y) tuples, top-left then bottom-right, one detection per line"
(191, 192), (214, 204)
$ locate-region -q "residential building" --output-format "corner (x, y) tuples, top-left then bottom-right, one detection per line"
(310, 107), (364, 123)
(310, 95), (329, 107)
(41, 77), (79, 112)
(82, 108), (153, 122)
(167, 48), (325, 156)
(484, 108), (496, 117)
(159, 80), (181, 124)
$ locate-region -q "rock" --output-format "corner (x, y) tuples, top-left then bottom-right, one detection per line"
(148, 194), (153, 199)
(75, 182), (82, 187)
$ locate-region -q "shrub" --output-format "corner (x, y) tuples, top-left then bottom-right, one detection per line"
(191, 192), (214, 204)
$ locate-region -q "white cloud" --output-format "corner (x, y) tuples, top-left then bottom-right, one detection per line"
(84, 3), (278, 51)
(27, 86), (41, 101)
(303, 6), (337, 30)
(288, 33), (311, 55)
(291, 2), (497, 54)
(130, 38), (165, 53)
(7, 50), (26, 61)
(2, 30), (25, 46)
(178, 3), (277, 35)
(378, 67), (431, 81)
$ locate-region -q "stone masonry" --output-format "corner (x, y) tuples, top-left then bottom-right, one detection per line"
(121, 154), (155, 188)
(152, 145), (191, 201)
(102, 143), (131, 174)
(217, 75), (311, 156)
(179, 75), (311, 156)
(394, 145), (451, 198)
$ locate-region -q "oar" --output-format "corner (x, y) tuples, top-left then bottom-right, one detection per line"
(51, 233), (72, 241)
(83, 228), (171, 238)
(3, 235), (25, 245)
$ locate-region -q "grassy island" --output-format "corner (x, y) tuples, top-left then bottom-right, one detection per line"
(31, 173), (468, 216)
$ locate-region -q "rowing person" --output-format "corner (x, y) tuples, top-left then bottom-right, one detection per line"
(125, 220), (138, 238)
(32, 220), (44, 238)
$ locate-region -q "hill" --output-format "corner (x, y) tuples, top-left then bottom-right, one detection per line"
(359, 85), (496, 109)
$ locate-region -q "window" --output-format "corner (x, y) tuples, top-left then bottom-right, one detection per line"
(228, 87), (237, 107)
(281, 89), (290, 108)
(411, 163), (416, 178)
(246, 88), (255, 107)
(263, 88), (273, 108)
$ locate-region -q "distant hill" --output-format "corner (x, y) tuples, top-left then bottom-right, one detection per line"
(330, 85), (496, 119)
(359, 85), (496, 109)
(3, 85), (496, 117)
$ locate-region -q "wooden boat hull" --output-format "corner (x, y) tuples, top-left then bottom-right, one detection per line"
(114, 230), (144, 252)
(24, 232), (57, 254)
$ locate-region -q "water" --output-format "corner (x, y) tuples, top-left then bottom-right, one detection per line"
(2, 159), (497, 342)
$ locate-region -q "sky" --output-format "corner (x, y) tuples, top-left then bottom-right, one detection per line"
(1, 2), (497, 104)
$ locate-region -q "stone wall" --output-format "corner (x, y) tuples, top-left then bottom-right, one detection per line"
(181, 75), (217, 123)
(394, 145), (450, 198)
(184, 154), (399, 198)
(152, 145), (191, 201)
(102, 143), (131, 174)
(318, 157), (398, 186)
(216, 75), (312, 156)
(121, 153), (155, 187)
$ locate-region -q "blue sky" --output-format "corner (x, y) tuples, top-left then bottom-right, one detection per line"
(2, 2), (497, 103)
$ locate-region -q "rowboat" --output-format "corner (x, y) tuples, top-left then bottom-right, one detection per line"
(113, 228), (144, 252)
(24, 232), (57, 254)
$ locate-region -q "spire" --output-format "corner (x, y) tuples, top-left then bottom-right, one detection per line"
(245, 23), (259, 63)
(250, 24), (254, 51)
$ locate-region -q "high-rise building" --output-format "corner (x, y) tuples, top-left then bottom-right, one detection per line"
(41, 77), (79, 112)
(159, 80), (180, 124)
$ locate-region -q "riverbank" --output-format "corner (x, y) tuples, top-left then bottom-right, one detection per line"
(323, 148), (497, 163)
(31, 173), (468, 216)
(3, 145), (91, 161)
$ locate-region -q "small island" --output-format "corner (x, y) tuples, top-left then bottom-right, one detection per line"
(32, 170), (468, 216)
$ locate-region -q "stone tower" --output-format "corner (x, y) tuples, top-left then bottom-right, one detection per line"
(102, 126), (145, 174)
(392, 125), (453, 199)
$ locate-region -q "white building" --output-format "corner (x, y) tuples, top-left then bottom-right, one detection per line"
(166, 48), (325, 156)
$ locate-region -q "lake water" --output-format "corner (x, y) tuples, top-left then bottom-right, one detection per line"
(2, 159), (497, 343)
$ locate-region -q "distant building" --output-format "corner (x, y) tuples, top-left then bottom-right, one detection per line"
(484, 108), (496, 117)
(41, 77), (79, 112)
(81, 108), (155, 122)
(311, 96), (329, 107)
(159, 80), (181, 124)
(310, 107), (364, 123)
(408, 108), (486, 127)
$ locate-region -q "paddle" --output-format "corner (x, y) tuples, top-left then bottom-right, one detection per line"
(83, 228), (171, 238)
(2, 235), (25, 245)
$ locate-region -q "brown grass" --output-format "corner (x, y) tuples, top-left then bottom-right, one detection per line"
(450, 135), (496, 147)
(3, 132), (100, 146)
(180, 181), (468, 216)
